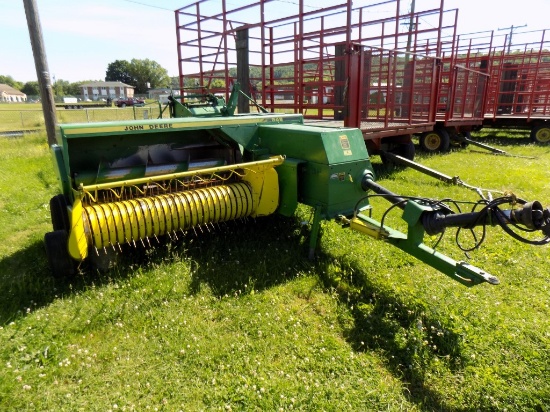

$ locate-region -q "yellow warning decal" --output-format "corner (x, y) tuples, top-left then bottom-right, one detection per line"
(340, 135), (352, 155)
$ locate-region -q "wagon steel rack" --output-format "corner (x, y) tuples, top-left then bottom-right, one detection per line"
(392, 28), (494, 153)
(444, 28), (550, 144)
(175, 0), (489, 160)
(484, 28), (550, 143)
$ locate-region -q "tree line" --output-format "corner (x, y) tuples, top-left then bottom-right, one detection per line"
(2, 59), (334, 99)
(1, 58), (173, 98)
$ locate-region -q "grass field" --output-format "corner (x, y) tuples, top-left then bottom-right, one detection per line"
(0, 131), (549, 410)
(0, 103), (167, 131)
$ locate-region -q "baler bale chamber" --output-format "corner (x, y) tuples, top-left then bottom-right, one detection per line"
(44, 92), (550, 287)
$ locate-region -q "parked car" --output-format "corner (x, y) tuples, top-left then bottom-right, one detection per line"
(116, 97), (145, 108)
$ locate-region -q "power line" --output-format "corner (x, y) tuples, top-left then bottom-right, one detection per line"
(498, 24), (527, 53)
(118, 0), (173, 11)
(117, 0), (322, 12)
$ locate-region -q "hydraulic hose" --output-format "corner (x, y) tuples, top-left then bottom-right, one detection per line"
(361, 173), (550, 241)
(360, 174), (409, 209)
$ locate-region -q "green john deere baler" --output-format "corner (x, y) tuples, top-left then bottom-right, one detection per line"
(44, 85), (550, 286)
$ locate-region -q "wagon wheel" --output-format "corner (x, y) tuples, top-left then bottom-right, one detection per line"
(49, 194), (70, 232)
(459, 131), (470, 148)
(419, 129), (450, 153)
(530, 124), (550, 144)
(380, 140), (415, 167)
(44, 230), (76, 278)
(451, 131), (470, 148)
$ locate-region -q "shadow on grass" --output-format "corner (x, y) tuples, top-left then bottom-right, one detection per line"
(1, 214), (470, 410)
(469, 130), (532, 147)
(0, 214), (313, 326)
(181, 214), (314, 296)
(0, 240), (60, 325)
(0, 240), (129, 325)
(315, 253), (471, 412)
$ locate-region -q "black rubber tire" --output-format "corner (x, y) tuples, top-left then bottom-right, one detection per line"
(391, 140), (415, 161)
(380, 140), (415, 167)
(49, 194), (70, 232)
(530, 124), (550, 144)
(459, 131), (470, 148)
(44, 230), (76, 278)
(419, 129), (451, 153)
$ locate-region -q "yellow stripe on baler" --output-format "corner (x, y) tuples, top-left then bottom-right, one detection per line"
(68, 198), (88, 261)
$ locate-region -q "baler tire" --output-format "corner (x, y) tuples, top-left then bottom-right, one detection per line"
(419, 129), (450, 153)
(44, 230), (76, 278)
(50, 194), (70, 232)
(530, 124), (550, 144)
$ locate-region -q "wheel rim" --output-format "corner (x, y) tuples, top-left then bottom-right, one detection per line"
(423, 133), (441, 151)
(535, 127), (550, 143)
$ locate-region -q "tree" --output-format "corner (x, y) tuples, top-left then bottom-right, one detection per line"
(53, 79), (70, 97)
(128, 58), (171, 94)
(66, 82), (82, 96)
(22, 81), (40, 95)
(105, 59), (170, 93)
(0, 75), (23, 90)
(170, 76), (180, 89)
(105, 60), (135, 86)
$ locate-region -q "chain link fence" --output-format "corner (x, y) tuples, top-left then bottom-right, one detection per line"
(0, 103), (171, 133)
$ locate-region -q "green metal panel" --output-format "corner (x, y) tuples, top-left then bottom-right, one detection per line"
(275, 158), (304, 216)
(257, 124), (368, 164)
(51, 145), (71, 199)
(257, 124), (374, 218)
(56, 114), (304, 190)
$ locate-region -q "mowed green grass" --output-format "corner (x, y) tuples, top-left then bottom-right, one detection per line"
(0, 131), (549, 411)
(0, 103), (167, 131)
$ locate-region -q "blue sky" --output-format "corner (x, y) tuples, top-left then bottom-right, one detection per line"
(1, 0), (548, 84)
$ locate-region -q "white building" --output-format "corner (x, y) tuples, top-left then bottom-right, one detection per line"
(79, 81), (134, 101)
(0, 84), (27, 102)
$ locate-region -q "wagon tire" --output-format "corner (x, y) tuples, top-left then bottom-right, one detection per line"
(380, 140), (415, 167)
(530, 124), (550, 144)
(419, 129), (450, 153)
(392, 140), (415, 161)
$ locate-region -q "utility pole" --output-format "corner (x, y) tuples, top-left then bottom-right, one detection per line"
(406, 0), (416, 52)
(23, 0), (57, 146)
(404, 0), (416, 63)
(498, 24), (527, 54)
